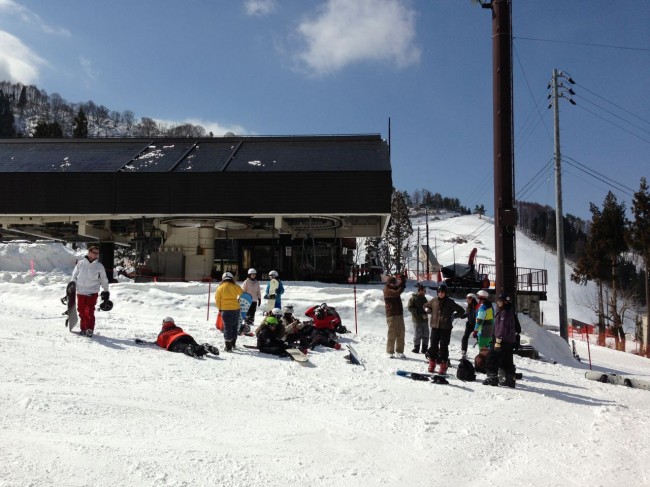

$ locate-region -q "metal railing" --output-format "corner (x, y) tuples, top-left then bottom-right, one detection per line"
(478, 264), (547, 293)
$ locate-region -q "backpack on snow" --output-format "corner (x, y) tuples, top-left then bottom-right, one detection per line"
(456, 357), (476, 382)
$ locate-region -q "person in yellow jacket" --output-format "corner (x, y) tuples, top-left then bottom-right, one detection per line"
(215, 271), (244, 352)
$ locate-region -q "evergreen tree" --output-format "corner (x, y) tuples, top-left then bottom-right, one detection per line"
(0, 90), (16, 138)
(630, 177), (650, 356)
(17, 86), (27, 110)
(385, 189), (413, 274)
(33, 119), (63, 137)
(73, 108), (88, 138)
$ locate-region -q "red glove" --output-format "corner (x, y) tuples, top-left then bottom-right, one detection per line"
(472, 330), (478, 338)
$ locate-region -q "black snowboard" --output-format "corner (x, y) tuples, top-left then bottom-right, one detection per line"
(62, 281), (78, 331)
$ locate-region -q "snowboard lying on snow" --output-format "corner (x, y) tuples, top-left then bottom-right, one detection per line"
(585, 371), (650, 390)
(396, 370), (450, 384)
(243, 344), (309, 363)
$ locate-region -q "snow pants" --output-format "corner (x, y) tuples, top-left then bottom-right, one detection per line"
(461, 321), (473, 353)
(485, 342), (515, 378)
(412, 320), (429, 350)
(386, 315), (405, 354)
(245, 301), (258, 324)
(428, 328), (452, 363)
(77, 293), (98, 333)
(221, 310), (240, 342)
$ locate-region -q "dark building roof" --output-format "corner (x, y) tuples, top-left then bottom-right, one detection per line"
(0, 135), (392, 241)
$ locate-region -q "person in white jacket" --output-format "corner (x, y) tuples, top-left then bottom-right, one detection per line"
(71, 246), (109, 337)
(240, 268), (262, 326)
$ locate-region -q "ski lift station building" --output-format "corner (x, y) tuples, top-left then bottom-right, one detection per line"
(0, 135), (392, 282)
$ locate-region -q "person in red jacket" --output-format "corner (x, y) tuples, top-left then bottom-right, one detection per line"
(156, 317), (219, 358)
(304, 303), (342, 350)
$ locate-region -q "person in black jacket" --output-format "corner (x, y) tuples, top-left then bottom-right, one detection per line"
(407, 284), (429, 354)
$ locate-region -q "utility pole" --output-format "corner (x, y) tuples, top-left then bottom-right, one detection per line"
(482, 0), (516, 299)
(549, 68), (576, 342)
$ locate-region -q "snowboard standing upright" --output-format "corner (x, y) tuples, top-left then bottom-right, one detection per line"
(216, 292), (255, 334)
(63, 281), (78, 331)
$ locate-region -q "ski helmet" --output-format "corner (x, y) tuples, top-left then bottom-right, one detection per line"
(99, 299), (113, 312)
(163, 316), (175, 323)
(477, 290), (489, 299)
(222, 271), (234, 280)
(497, 293), (511, 303)
(267, 316), (279, 325)
(248, 268), (257, 275)
(272, 308), (283, 317)
(282, 305), (294, 314)
(269, 270), (279, 278)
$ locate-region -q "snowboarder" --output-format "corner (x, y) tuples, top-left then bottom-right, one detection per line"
(215, 271), (244, 352)
(383, 274), (407, 358)
(483, 293), (518, 387)
(460, 293), (479, 359)
(423, 283), (464, 374)
(280, 305), (312, 348)
(156, 316), (219, 358)
(255, 308), (288, 356)
(71, 245), (110, 338)
(241, 268), (262, 325)
(407, 283), (429, 354)
(264, 270), (284, 311)
(304, 303), (342, 350)
(474, 290), (495, 350)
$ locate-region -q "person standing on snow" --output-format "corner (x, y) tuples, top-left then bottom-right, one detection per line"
(474, 289), (495, 350)
(383, 274), (407, 358)
(241, 268), (262, 325)
(483, 293), (518, 388)
(460, 293), (479, 359)
(71, 245), (109, 338)
(156, 316), (219, 358)
(407, 283), (429, 354)
(423, 283), (464, 374)
(215, 271), (243, 352)
(264, 270), (284, 311)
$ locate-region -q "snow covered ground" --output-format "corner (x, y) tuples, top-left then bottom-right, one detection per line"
(1, 217), (650, 487)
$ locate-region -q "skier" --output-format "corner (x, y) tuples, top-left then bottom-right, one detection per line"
(460, 293), (479, 359)
(241, 268), (262, 325)
(383, 274), (407, 358)
(264, 270), (284, 311)
(483, 293), (518, 387)
(474, 289), (495, 350)
(215, 271), (244, 352)
(424, 283), (465, 374)
(255, 308), (288, 356)
(156, 316), (219, 358)
(407, 284), (429, 354)
(71, 245), (110, 338)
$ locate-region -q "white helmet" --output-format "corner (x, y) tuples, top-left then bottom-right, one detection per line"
(467, 293), (477, 301)
(248, 268), (257, 275)
(271, 307), (283, 317)
(477, 290), (489, 299)
(222, 271), (234, 280)
(269, 270), (279, 278)
(282, 305), (294, 314)
(162, 316), (175, 324)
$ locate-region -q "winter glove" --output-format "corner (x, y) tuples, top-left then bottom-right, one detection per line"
(263, 294), (269, 299)
(101, 291), (110, 301)
(269, 294), (276, 299)
(472, 330), (478, 338)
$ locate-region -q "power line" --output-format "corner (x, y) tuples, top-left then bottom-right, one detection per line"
(574, 94), (650, 138)
(574, 103), (650, 145)
(562, 156), (635, 197)
(514, 36), (650, 53)
(576, 82), (650, 127)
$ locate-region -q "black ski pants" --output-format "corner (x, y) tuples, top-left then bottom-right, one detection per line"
(428, 328), (452, 363)
(461, 321), (474, 353)
(485, 342), (515, 377)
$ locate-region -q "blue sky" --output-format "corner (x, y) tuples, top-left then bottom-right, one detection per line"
(0, 0), (648, 219)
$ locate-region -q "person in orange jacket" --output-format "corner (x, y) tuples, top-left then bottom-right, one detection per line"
(156, 316), (219, 358)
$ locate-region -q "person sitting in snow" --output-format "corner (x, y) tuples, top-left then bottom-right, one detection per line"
(255, 308), (288, 356)
(304, 303), (342, 350)
(156, 316), (219, 358)
(281, 305), (313, 348)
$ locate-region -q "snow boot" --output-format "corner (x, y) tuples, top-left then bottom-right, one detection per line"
(225, 340), (233, 352)
(438, 361), (448, 375)
(412, 346), (419, 354)
(501, 372), (516, 388)
(482, 374), (499, 386)
(202, 343), (220, 356)
(232, 336), (237, 350)
(427, 359), (436, 373)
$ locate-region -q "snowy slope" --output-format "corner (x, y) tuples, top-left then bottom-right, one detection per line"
(1, 217), (649, 487)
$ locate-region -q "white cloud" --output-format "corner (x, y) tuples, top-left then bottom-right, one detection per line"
(294, 0), (420, 76)
(79, 56), (98, 82)
(0, 0), (70, 37)
(0, 30), (44, 83)
(244, 0), (276, 16)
